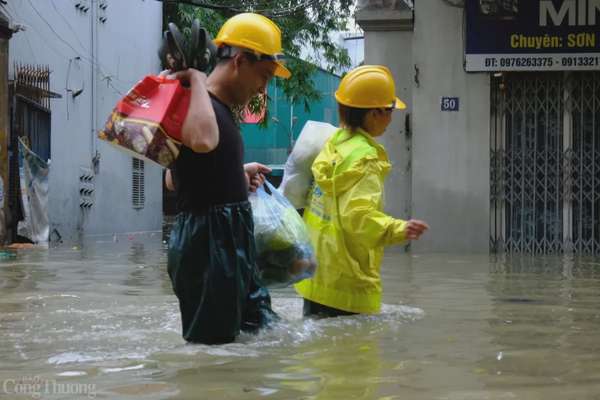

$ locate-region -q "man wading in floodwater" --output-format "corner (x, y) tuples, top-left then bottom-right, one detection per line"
(164, 13), (292, 344)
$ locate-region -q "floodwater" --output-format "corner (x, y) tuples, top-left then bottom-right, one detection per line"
(1, 234), (600, 399)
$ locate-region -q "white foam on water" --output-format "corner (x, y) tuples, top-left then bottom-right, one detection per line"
(101, 364), (146, 373)
(48, 351), (147, 365)
(160, 342), (261, 359)
(35, 294), (424, 366)
(161, 308), (181, 333)
(26, 294), (80, 300)
(48, 352), (103, 365)
(56, 371), (87, 377)
(155, 298), (425, 359)
(254, 387), (279, 396)
(232, 299), (426, 352)
(203, 346), (261, 358)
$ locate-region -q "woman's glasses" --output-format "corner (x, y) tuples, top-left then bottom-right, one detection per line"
(380, 99), (396, 114)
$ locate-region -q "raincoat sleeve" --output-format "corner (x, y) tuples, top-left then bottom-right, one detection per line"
(337, 163), (408, 248)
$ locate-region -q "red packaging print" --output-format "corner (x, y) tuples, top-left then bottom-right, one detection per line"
(98, 75), (191, 167)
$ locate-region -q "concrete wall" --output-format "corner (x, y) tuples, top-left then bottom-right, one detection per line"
(411, 1), (490, 252)
(364, 29), (413, 223)
(6, 0), (163, 242)
(357, 6), (415, 229)
(358, 0), (491, 252)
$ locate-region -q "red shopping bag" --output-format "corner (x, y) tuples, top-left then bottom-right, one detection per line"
(98, 75), (191, 167)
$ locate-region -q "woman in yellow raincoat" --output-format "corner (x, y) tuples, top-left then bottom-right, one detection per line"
(294, 65), (429, 317)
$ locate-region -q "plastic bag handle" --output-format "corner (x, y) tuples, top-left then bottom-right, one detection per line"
(254, 183), (269, 199)
(264, 180), (291, 205)
(254, 181), (293, 208)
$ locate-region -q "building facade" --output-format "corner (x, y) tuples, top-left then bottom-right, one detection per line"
(3, 0), (163, 243)
(356, 0), (600, 254)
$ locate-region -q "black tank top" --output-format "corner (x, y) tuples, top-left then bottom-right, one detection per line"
(173, 93), (248, 213)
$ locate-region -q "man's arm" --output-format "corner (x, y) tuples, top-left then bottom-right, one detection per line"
(170, 69), (219, 153)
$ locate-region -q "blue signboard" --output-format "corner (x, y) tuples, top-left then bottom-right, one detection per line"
(465, 0), (600, 71)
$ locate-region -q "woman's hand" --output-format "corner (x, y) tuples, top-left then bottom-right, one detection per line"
(404, 219), (429, 240)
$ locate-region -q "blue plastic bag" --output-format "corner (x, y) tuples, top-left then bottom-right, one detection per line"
(249, 181), (317, 288)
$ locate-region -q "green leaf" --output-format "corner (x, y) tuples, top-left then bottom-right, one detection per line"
(166, 1), (352, 117)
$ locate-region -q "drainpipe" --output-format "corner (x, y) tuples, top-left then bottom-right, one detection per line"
(90, 0), (97, 161)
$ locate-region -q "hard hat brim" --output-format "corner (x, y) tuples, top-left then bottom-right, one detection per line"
(275, 62), (291, 79)
(334, 93), (407, 110)
(394, 97), (407, 110)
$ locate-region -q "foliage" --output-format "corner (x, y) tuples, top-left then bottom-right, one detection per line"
(164, 1), (353, 124)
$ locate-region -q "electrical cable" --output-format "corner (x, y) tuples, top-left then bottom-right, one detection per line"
(0, 3), (15, 20)
(162, 0), (321, 17)
(25, 0), (132, 97)
(27, 0), (130, 88)
(3, 2), (40, 64)
(26, 0), (92, 63)
(13, 2), (123, 99)
(49, 0), (88, 53)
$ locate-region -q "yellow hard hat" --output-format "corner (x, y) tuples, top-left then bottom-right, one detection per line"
(335, 65), (406, 110)
(214, 13), (291, 79)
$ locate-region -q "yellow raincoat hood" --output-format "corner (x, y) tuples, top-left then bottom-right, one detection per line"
(295, 128), (408, 314)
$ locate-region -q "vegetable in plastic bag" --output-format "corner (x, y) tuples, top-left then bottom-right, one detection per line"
(249, 181), (316, 288)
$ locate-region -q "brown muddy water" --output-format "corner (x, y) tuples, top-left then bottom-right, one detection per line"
(1, 234), (600, 399)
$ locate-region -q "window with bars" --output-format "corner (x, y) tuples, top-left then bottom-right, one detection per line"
(132, 158), (145, 209)
(491, 72), (600, 254)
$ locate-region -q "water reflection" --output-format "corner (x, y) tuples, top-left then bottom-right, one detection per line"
(155, 300), (423, 399)
(1, 246), (600, 399)
(479, 255), (600, 397)
(284, 334), (382, 399)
